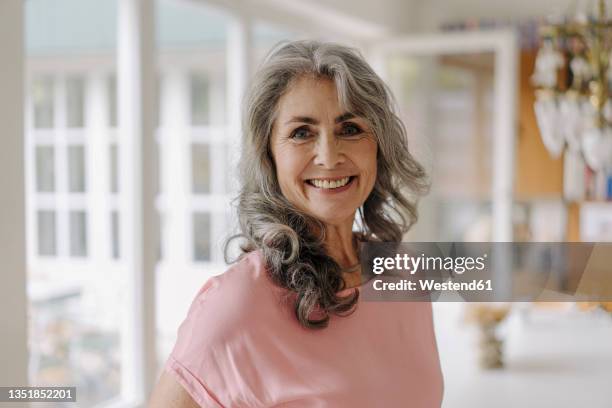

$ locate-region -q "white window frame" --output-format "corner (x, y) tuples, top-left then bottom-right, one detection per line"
(26, 74), (89, 262)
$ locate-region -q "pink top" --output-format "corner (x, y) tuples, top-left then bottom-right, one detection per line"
(164, 250), (444, 407)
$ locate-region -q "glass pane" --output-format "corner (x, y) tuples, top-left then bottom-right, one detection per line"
(32, 76), (54, 128)
(191, 143), (210, 194)
(66, 76), (85, 127)
(111, 211), (120, 259)
(193, 212), (210, 262)
(190, 73), (210, 126)
(69, 210), (88, 257)
(35, 145), (55, 192)
(37, 210), (56, 256)
(68, 145), (86, 192)
(387, 52), (494, 241)
(109, 144), (118, 193)
(108, 74), (117, 127)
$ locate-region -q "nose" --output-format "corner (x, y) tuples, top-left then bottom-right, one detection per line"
(313, 132), (344, 169)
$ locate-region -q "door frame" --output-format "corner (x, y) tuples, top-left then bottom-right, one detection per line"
(367, 29), (519, 242)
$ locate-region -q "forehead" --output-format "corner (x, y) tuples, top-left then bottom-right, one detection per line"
(276, 76), (344, 118)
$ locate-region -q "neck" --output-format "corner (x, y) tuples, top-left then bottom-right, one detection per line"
(324, 219), (357, 267)
(323, 217), (362, 289)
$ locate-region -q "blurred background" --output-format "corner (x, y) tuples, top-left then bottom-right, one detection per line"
(1, 0), (612, 407)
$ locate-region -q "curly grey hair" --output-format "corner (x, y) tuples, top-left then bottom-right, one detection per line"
(225, 39), (428, 329)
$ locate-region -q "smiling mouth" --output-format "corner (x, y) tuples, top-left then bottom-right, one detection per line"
(306, 176), (355, 189)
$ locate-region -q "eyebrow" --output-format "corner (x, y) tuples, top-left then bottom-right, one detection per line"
(284, 112), (356, 126)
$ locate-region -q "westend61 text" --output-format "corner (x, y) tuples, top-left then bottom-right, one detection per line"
(373, 279), (493, 292)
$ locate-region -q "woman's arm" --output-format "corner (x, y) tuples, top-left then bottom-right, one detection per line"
(148, 371), (201, 408)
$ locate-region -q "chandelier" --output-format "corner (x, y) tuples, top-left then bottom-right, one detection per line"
(532, 0), (612, 170)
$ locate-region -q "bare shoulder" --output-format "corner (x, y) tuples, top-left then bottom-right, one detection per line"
(148, 370), (200, 408)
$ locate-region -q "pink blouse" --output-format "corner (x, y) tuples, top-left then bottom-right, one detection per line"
(163, 250), (444, 407)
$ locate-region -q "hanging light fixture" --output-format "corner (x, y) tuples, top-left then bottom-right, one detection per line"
(532, 0), (612, 170)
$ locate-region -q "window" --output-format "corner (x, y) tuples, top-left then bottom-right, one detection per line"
(190, 73), (210, 126)
(67, 145), (86, 193)
(30, 75), (90, 255)
(66, 76), (85, 128)
(191, 143), (210, 194)
(37, 210), (57, 256)
(32, 76), (54, 128)
(154, 0), (234, 370)
(193, 212), (211, 261)
(108, 74), (118, 128)
(35, 145), (55, 192)
(69, 210), (88, 257)
(26, 0), (121, 404)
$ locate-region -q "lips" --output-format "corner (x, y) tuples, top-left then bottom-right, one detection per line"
(306, 176), (355, 190)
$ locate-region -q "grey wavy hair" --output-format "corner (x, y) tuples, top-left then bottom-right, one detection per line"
(225, 39), (428, 329)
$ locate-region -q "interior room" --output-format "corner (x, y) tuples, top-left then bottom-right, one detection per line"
(1, 0), (611, 407)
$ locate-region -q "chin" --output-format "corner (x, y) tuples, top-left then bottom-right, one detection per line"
(308, 207), (356, 226)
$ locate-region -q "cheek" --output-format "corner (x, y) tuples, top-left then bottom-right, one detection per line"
(356, 142), (378, 189)
(364, 158), (377, 194)
(272, 145), (307, 193)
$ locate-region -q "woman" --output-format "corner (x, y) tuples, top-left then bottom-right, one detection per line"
(150, 40), (444, 407)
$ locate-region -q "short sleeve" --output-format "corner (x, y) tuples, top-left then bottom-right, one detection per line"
(163, 278), (225, 408)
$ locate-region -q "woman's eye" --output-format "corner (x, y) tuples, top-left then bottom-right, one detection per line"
(341, 123), (363, 137)
(290, 126), (312, 140)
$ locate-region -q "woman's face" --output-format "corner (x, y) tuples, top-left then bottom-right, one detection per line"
(270, 75), (378, 226)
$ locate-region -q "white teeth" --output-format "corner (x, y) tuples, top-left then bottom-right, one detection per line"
(310, 177), (350, 189)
